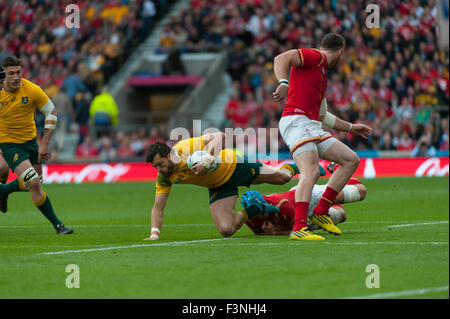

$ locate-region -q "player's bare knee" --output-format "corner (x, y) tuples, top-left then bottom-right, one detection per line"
(27, 178), (41, 191)
(218, 225), (234, 237)
(358, 185), (367, 201)
(341, 210), (347, 223)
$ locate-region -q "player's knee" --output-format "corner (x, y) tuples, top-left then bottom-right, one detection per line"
(27, 178), (41, 190)
(350, 153), (360, 169)
(218, 225), (234, 237)
(340, 210), (347, 223)
(358, 185), (367, 201)
(341, 152), (360, 170)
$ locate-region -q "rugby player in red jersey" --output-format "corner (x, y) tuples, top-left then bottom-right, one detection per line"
(272, 33), (372, 240)
(242, 178), (366, 236)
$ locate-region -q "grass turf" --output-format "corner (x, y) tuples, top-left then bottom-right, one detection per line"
(0, 177), (448, 299)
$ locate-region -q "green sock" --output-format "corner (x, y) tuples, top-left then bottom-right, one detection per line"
(35, 193), (62, 228)
(319, 165), (327, 177)
(0, 178), (21, 195)
(289, 163), (299, 175)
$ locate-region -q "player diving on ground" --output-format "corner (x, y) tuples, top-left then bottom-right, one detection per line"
(144, 131), (325, 240)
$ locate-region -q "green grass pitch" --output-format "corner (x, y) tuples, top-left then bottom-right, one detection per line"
(0, 177), (448, 299)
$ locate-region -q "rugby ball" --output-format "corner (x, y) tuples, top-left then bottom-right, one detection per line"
(186, 150), (218, 173)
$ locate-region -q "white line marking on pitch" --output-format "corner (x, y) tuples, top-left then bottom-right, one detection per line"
(38, 238), (238, 255)
(388, 221), (449, 228)
(344, 285), (449, 299)
(196, 241), (448, 246)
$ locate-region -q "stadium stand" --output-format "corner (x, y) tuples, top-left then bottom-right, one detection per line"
(0, 0), (448, 161)
(157, 0), (449, 156)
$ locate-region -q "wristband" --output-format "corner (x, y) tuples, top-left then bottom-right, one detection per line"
(279, 79), (289, 85)
(348, 123), (353, 132)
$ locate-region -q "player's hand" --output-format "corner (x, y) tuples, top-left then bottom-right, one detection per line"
(272, 84), (289, 104)
(144, 236), (159, 241)
(190, 162), (208, 176)
(351, 124), (373, 139)
(261, 221), (276, 235)
(38, 141), (50, 163)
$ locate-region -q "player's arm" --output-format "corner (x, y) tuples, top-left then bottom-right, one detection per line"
(38, 100), (58, 163)
(191, 132), (226, 176)
(144, 192), (169, 241)
(272, 49), (302, 103)
(261, 221), (292, 235)
(320, 99), (373, 139)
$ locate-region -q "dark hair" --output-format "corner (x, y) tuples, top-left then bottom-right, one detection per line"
(0, 67), (5, 81)
(321, 33), (345, 51)
(1, 56), (22, 69)
(146, 142), (171, 163)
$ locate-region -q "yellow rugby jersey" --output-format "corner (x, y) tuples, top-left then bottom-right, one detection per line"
(0, 78), (50, 143)
(155, 136), (237, 194)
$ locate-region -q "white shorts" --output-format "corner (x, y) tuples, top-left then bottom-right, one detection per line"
(279, 115), (336, 157)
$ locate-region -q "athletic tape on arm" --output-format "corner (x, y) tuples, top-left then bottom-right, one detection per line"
(40, 100), (57, 129)
(322, 112), (337, 129)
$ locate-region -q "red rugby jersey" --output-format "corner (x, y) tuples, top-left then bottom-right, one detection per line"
(282, 48), (328, 121)
(245, 178), (362, 234)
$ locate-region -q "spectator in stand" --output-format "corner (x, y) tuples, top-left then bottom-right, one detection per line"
(75, 92), (92, 145)
(397, 131), (416, 151)
(89, 86), (119, 138)
(439, 117), (449, 151)
(98, 136), (117, 162)
(116, 132), (134, 159)
(75, 135), (99, 159)
(53, 86), (74, 151)
(380, 131), (396, 151)
(411, 135), (437, 157)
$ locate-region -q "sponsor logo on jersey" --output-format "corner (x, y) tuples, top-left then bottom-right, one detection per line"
(13, 153), (19, 163)
(22, 96), (29, 104)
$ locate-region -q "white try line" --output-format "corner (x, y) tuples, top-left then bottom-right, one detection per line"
(0, 224), (215, 228)
(192, 241), (449, 246)
(38, 238), (238, 255)
(344, 285), (449, 299)
(388, 221), (449, 228)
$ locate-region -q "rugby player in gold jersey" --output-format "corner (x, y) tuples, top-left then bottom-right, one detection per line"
(0, 56), (73, 234)
(144, 132), (302, 240)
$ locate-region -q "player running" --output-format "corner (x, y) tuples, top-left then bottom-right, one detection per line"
(145, 132), (308, 240)
(272, 33), (372, 240)
(0, 56), (73, 234)
(242, 177), (366, 236)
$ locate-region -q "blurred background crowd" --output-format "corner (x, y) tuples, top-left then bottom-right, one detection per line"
(0, 0), (448, 161)
(158, 0), (449, 157)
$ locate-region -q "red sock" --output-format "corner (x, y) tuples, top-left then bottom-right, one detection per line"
(293, 201), (309, 231)
(314, 186), (339, 216)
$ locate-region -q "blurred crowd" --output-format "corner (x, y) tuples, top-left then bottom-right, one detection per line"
(0, 0), (171, 160)
(158, 0), (450, 155)
(73, 123), (169, 161)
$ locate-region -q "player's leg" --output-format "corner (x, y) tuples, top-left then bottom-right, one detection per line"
(0, 154), (10, 213)
(334, 179), (367, 204)
(13, 159), (73, 234)
(250, 163), (292, 185)
(209, 195), (245, 237)
(288, 146), (325, 240)
(314, 139), (360, 216)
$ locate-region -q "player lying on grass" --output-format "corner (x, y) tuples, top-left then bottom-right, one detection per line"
(242, 177), (366, 236)
(144, 132), (326, 240)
